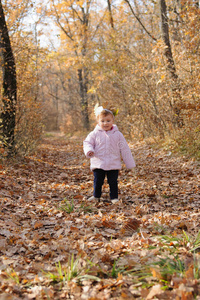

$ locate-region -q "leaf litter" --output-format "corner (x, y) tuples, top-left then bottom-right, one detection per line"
(0, 133), (200, 299)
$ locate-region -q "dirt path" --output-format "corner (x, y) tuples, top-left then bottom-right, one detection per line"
(0, 133), (200, 299)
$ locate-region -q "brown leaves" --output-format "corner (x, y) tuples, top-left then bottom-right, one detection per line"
(1, 134), (200, 299)
(102, 218), (116, 229)
(34, 221), (44, 229)
(120, 218), (141, 236)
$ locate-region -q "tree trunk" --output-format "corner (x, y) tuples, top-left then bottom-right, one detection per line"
(159, 0), (183, 127)
(77, 68), (90, 130)
(0, 0), (17, 154)
(194, 0), (199, 8)
(107, 0), (114, 29)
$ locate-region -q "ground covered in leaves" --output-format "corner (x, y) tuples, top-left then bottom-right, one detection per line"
(0, 133), (200, 300)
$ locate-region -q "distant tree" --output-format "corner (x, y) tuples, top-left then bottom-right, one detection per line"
(159, 0), (183, 127)
(51, 0), (92, 130)
(107, 0), (114, 29)
(0, 0), (17, 154)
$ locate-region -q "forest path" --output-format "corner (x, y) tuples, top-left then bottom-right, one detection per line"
(0, 133), (200, 299)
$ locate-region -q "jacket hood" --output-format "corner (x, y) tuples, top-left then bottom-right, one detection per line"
(94, 124), (119, 133)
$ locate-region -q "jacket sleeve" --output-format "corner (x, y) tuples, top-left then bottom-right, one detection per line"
(118, 133), (136, 169)
(83, 131), (96, 158)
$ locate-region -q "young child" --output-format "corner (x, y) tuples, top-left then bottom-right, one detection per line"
(83, 106), (136, 203)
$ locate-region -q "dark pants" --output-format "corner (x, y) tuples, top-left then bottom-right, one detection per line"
(93, 169), (119, 199)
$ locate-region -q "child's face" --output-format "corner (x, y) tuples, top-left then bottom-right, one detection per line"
(98, 114), (114, 131)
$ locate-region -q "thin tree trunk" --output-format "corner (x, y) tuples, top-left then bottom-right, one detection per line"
(77, 68), (90, 130)
(159, 0), (183, 127)
(194, 0), (199, 8)
(0, 0), (17, 154)
(160, 0), (177, 81)
(107, 0), (114, 29)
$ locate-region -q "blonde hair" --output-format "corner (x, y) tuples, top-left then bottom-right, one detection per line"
(97, 109), (114, 119)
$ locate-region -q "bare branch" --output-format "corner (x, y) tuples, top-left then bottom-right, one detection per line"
(107, 0), (114, 29)
(124, 0), (157, 42)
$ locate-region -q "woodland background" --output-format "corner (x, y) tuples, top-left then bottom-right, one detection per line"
(0, 0), (200, 157)
(1, 1), (200, 299)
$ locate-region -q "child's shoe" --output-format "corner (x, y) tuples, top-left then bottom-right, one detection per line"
(88, 196), (100, 202)
(111, 198), (119, 204)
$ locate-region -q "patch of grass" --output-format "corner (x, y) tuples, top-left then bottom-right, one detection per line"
(172, 127), (200, 160)
(193, 253), (200, 279)
(159, 230), (200, 253)
(143, 231), (200, 284)
(118, 231), (200, 287)
(125, 265), (153, 288)
(66, 253), (80, 281)
(147, 128), (200, 160)
(109, 259), (153, 283)
(79, 203), (95, 214)
(111, 260), (121, 278)
(44, 133), (55, 137)
(152, 222), (168, 234)
(59, 198), (74, 213)
(152, 255), (185, 280)
(182, 230), (200, 253)
(43, 255), (101, 284)
(161, 194), (173, 199)
(6, 269), (20, 284)
(59, 199), (99, 215)
(178, 138), (200, 160)
(44, 268), (60, 283)
(43, 255), (80, 283)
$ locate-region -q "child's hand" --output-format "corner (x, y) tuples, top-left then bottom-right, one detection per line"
(87, 151), (94, 157)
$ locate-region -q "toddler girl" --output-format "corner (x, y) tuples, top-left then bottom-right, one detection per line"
(83, 106), (136, 203)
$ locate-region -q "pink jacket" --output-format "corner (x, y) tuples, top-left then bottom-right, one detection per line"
(83, 124), (136, 171)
